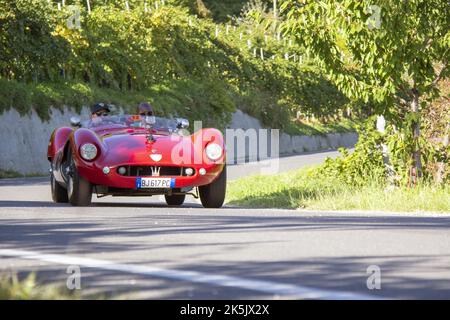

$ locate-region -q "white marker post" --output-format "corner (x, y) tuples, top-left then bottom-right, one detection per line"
(273, 0), (278, 20)
(86, 0), (91, 14)
(376, 115), (396, 186)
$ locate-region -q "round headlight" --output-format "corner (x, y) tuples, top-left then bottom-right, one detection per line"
(185, 168), (194, 176)
(80, 143), (98, 161)
(205, 143), (223, 161)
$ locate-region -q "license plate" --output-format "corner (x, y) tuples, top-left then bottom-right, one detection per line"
(136, 177), (175, 189)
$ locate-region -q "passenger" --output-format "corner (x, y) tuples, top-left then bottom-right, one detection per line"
(137, 102), (156, 128)
(137, 102), (154, 116)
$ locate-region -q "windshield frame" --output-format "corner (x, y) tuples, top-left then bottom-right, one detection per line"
(82, 115), (181, 133)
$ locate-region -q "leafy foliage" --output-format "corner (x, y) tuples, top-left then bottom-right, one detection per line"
(282, 0), (449, 184)
(0, 0), (353, 130)
(282, 0), (449, 106)
(316, 117), (386, 186)
(0, 0), (70, 81)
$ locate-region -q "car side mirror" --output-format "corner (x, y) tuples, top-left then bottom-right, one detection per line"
(176, 118), (189, 129)
(70, 116), (81, 128)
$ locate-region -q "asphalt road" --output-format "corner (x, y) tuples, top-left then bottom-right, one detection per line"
(1, 150), (449, 299)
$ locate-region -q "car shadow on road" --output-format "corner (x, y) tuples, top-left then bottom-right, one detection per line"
(1, 213), (450, 254)
(0, 199), (269, 210)
(0, 200), (68, 208)
(0, 176), (49, 187)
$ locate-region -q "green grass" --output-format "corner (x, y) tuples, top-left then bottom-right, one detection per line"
(0, 273), (79, 300)
(226, 166), (450, 213)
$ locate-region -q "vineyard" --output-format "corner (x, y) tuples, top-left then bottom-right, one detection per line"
(0, 0), (357, 131)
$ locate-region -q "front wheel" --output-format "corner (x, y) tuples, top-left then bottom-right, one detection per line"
(51, 172), (68, 203)
(67, 151), (92, 206)
(165, 194), (185, 206)
(199, 165), (226, 208)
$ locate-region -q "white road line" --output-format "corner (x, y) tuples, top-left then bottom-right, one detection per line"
(0, 248), (377, 300)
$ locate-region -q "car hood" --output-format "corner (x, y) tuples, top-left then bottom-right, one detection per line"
(99, 132), (196, 166)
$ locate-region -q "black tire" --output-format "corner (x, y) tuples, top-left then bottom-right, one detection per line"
(67, 150), (92, 206)
(165, 194), (186, 206)
(199, 165), (226, 208)
(50, 172), (68, 203)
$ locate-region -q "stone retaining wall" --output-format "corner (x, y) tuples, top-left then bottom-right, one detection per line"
(0, 108), (357, 174)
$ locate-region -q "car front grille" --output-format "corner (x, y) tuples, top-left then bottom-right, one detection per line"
(117, 166), (193, 177)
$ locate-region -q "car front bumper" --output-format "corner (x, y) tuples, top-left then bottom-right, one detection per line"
(77, 161), (225, 190)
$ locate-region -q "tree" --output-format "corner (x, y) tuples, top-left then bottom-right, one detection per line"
(281, 0), (449, 183)
(0, 0), (70, 81)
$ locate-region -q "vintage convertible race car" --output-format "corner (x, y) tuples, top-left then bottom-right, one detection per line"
(47, 114), (226, 208)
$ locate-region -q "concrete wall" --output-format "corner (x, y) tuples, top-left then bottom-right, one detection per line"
(0, 107), (91, 175)
(0, 108), (358, 174)
(227, 109), (358, 163)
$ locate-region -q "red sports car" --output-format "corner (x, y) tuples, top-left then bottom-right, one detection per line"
(47, 114), (226, 208)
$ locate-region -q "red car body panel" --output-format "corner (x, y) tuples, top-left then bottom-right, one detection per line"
(47, 127), (73, 160)
(48, 119), (225, 192)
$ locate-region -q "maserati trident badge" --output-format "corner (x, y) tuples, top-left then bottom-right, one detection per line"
(151, 166), (161, 177)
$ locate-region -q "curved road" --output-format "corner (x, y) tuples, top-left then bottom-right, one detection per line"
(1, 150), (449, 299)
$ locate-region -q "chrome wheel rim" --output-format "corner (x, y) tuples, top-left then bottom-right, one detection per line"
(67, 174), (74, 199)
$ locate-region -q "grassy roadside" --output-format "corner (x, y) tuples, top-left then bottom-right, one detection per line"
(0, 273), (79, 300)
(226, 166), (450, 213)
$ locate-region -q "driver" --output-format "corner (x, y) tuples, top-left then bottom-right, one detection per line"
(91, 102), (111, 119)
(87, 103), (112, 127)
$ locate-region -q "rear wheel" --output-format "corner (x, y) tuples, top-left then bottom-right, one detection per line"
(199, 165), (226, 208)
(165, 194), (185, 206)
(67, 150), (92, 206)
(50, 172), (68, 203)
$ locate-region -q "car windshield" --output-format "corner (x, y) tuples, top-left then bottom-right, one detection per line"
(83, 115), (181, 133)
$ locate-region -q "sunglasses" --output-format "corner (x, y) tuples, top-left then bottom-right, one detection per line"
(139, 112), (153, 116)
(95, 111), (109, 117)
